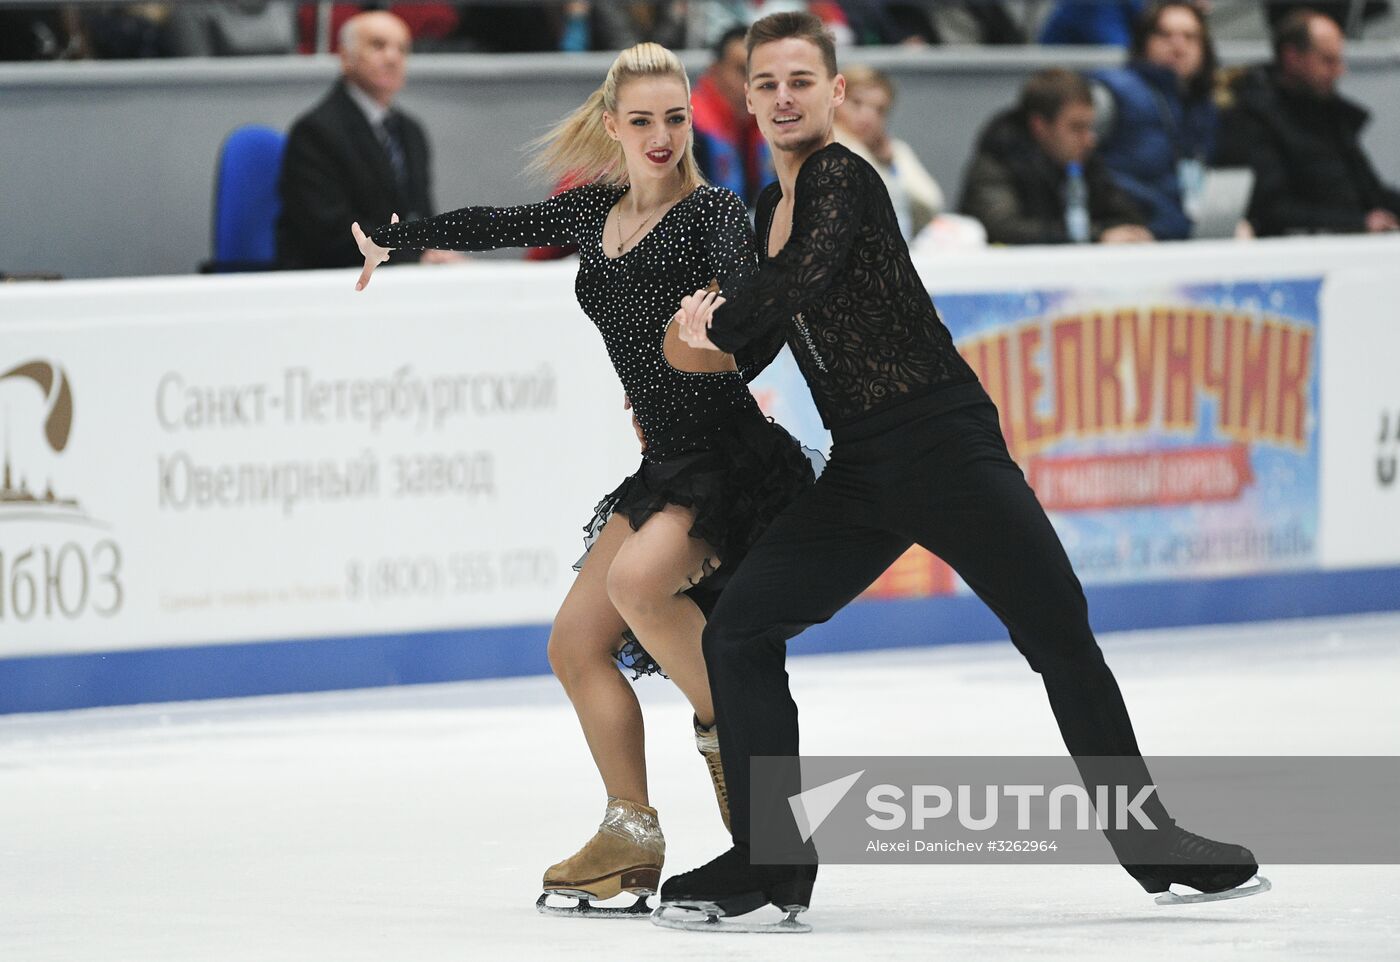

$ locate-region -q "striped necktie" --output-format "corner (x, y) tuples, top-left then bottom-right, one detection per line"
(378, 113), (408, 189)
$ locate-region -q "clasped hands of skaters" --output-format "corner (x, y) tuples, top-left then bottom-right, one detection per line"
(673, 288), (726, 352)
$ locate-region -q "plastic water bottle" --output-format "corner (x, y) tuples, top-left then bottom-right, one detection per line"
(560, 8), (589, 52)
(1064, 162), (1091, 244)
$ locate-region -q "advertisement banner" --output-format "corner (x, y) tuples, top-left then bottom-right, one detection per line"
(941, 278), (1321, 586)
(0, 266), (640, 658)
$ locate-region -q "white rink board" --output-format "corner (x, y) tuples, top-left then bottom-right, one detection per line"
(2, 236), (1398, 673)
(0, 264), (639, 657)
(1313, 262), (1400, 568)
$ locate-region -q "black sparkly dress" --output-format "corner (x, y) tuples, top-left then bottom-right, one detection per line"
(371, 183), (816, 676)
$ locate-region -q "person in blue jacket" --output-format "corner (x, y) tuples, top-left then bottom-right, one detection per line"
(1091, 1), (1219, 240)
(1039, 0), (1145, 46)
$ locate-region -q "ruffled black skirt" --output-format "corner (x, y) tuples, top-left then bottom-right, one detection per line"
(576, 408), (820, 678)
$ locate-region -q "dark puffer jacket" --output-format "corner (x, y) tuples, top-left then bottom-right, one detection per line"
(1216, 67), (1400, 235)
(958, 109), (1145, 245)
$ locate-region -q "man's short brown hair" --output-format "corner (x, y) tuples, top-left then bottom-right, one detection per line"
(1018, 68), (1093, 124)
(1272, 8), (1328, 61)
(746, 11), (838, 78)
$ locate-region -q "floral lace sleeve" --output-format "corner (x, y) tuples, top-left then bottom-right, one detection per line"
(699, 187), (786, 382)
(705, 150), (863, 356)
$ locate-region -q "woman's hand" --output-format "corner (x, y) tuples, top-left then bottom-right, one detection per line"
(351, 213), (397, 290)
(674, 288), (725, 351)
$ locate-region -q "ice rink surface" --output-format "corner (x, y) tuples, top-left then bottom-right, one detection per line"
(2, 611), (1398, 962)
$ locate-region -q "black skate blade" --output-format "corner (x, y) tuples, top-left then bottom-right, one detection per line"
(652, 904), (812, 934)
(1154, 875), (1272, 906)
(535, 892), (653, 919)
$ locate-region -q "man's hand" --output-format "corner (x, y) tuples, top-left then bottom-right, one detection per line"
(352, 213), (397, 290)
(675, 288), (725, 351)
(1365, 209), (1399, 233)
(1099, 224), (1155, 244)
(624, 394), (646, 452)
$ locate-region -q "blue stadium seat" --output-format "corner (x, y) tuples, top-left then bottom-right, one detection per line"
(205, 125), (287, 272)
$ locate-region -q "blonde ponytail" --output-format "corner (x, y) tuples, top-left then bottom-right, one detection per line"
(529, 42), (706, 192)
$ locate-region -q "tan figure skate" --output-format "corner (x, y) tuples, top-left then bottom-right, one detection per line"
(536, 796), (665, 919)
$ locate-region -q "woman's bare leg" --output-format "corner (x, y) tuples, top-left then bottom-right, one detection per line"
(605, 504), (719, 728)
(547, 513), (650, 805)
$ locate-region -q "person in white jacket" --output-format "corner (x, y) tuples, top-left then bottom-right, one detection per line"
(834, 63), (944, 240)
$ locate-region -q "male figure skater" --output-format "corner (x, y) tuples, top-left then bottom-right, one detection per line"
(656, 11), (1266, 932)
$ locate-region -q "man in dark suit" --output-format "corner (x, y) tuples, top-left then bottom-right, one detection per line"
(278, 10), (461, 269)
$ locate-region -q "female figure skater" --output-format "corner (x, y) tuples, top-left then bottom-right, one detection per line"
(350, 43), (814, 917)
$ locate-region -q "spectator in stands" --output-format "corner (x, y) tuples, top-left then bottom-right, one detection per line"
(691, 26), (775, 206)
(80, 3), (170, 58)
(684, 1), (757, 49)
(0, 7), (85, 60)
(165, 2), (296, 56)
(278, 11), (463, 269)
(1091, 1), (1218, 240)
(1217, 9), (1400, 235)
(1264, 2), (1392, 34)
(1039, 0), (1145, 46)
(959, 68), (1152, 245)
(557, 1), (686, 52)
(834, 64), (943, 240)
(457, 3), (860, 55)
(839, 1), (1025, 45)
(452, 4), (562, 53)
(295, 3), (459, 55)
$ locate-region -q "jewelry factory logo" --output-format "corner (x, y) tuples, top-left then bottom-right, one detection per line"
(1, 361), (82, 518)
(1, 360), (123, 621)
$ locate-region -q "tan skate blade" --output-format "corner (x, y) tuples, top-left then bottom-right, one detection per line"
(542, 865), (661, 900)
(535, 892), (653, 919)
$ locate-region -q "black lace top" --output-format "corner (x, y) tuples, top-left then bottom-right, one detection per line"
(706, 143), (978, 430)
(370, 184), (786, 459)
